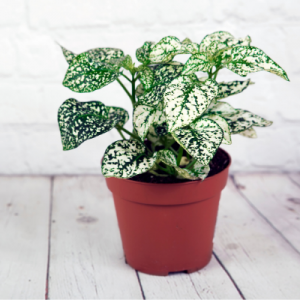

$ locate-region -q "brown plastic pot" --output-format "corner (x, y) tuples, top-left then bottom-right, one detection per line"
(105, 148), (231, 276)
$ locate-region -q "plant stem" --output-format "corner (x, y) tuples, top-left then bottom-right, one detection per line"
(186, 158), (197, 170)
(121, 73), (132, 83)
(149, 169), (168, 177)
(176, 146), (184, 166)
(170, 146), (178, 156)
(132, 73), (136, 105)
(156, 164), (173, 175)
(116, 125), (140, 141)
(116, 78), (135, 107)
(117, 129), (126, 140)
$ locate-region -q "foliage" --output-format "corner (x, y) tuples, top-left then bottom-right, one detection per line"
(58, 31), (289, 181)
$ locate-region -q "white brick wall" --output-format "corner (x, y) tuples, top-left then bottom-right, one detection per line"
(1, 0), (299, 174)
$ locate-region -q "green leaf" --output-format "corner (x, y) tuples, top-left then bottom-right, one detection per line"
(135, 83), (145, 97)
(181, 38), (200, 54)
(133, 103), (166, 140)
(217, 79), (251, 100)
(207, 101), (237, 115)
(139, 67), (154, 91)
(199, 31), (251, 57)
(136, 41), (155, 64)
(204, 114), (232, 145)
(172, 118), (223, 165)
(182, 38), (192, 44)
(60, 46), (76, 64)
(164, 77), (219, 132)
(200, 31), (234, 54)
(149, 36), (183, 63)
(138, 63), (184, 106)
(221, 46), (289, 81)
(101, 140), (157, 178)
(175, 161), (210, 180)
(238, 127), (257, 138)
(157, 149), (210, 180)
(182, 53), (211, 76)
(58, 98), (129, 151)
(223, 109), (273, 133)
(120, 54), (135, 72)
(63, 55), (119, 93)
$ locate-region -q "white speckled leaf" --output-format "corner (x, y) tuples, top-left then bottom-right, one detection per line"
(135, 84), (145, 97)
(138, 64), (184, 106)
(238, 127), (257, 138)
(204, 114), (232, 145)
(164, 77), (219, 132)
(217, 79), (251, 100)
(133, 105), (157, 141)
(149, 36), (182, 63)
(61, 46), (76, 64)
(182, 53), (211, 75)
(156, 149), (209, 180)
(172, 118), (223, 165)
(58, 98), (129, 151)
(102, 140), (157, 178)
(221, 46), (289, 81)
(199, 31), (234, 53)
(208, 101), (237, 115)
(176, 162), (210, 180)
(136, 41), (155, 64)
(223, 109), (273, 133)
(181, 38), (200, 54)
(139, 67), (154, 91)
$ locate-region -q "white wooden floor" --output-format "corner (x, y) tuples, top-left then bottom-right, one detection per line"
(1, 173), (300, 299)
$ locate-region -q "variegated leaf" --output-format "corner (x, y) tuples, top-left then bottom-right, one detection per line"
(139, 67), (154, 91)
(133, 105), (157, 141)
(182, 38), (192, 44)
(136, 41), (155, 64)
(223, 109), (273, 133)
(172, 118), (223, 165)
(63, 51), (121, 93)
(207, 101), (237, 115)
(175, 162), (210, 180)
(135, 83), (145, 97)
(164, 77), (219, 132)
(199, 31), (251, 57)
(101, 140), (157, 178)
(120, 54), (135, 72)
(156, 150), (209, 180)
(217, 79), (251, 100)
(221, 46), (289, 81)
(58, 98), (129, 151)
(138, 64), (184, 106)
(238, 127), (257, 138)
(149, 36), (182, 63)
(182, 53), (211, 76)
(204, 114), (232, 145)
(60, 46), (76, 64)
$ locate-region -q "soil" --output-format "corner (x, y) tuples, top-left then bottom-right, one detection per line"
(129, 148), (230, 184)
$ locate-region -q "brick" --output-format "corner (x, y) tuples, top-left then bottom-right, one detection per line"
(0, 0), (25, 26)
(16, 31), (60, 78)
(28, 0), (110, 29)
(0, 38), (16, 76)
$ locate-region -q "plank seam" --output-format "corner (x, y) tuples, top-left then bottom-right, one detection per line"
(287, 174), (300, 188)
(212, 252), (245, 299)
(136, 271), (146, 299)
(231, 175), (300, 256)
(45, 176), (54, 300)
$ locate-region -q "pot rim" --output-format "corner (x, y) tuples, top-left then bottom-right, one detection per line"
(104, 147), (231, 187)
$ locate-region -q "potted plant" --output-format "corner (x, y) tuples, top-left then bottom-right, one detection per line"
(58, 31), (289, 276)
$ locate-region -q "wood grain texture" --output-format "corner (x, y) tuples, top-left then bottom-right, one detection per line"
(234, 173), (300, 253)
(138, 255), (242, 299)
(49, 176), (143, 299)
(0, 176), (51, 299)
(214, 177), (300, 299)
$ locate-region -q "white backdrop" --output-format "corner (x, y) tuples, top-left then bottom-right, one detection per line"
(1, 0), (299, 175)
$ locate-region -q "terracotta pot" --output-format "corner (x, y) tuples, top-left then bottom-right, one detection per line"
(105, 148), (231, 276)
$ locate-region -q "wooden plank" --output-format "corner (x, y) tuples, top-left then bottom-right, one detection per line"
(213, 177), (300, 299)
(234, 173), (300, 252)
(289, 173), (300, 186)
(139, 255), (242, 299)
(49, 176), (143, 299)
(0, 176), (51, 299)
